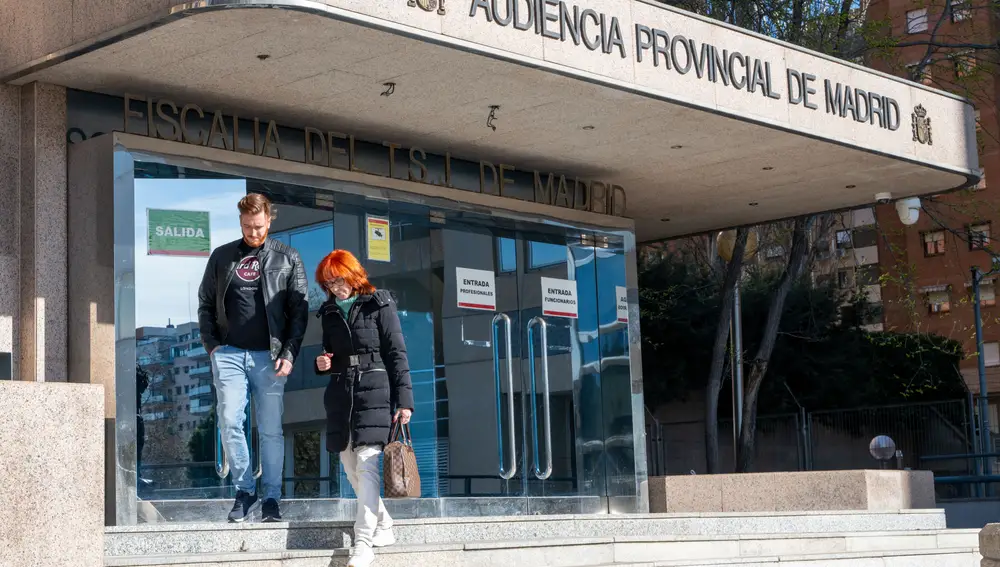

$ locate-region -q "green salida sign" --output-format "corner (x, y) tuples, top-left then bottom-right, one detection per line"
(147, 209), (211, 257)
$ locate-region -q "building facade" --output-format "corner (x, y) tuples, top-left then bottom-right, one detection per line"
(0, 0), (979, 526)
(869, 0), (1000, 406)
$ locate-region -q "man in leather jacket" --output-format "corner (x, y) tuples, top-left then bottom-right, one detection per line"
(197, 192), (308, 523)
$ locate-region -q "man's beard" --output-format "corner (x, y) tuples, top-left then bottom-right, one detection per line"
(244, 231), (268, 248)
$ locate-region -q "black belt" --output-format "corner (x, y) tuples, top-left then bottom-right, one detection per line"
(346, 352), (382, 368)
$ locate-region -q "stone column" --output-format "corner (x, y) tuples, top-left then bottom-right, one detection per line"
(0, 380), (104, 567)
(18, 82), (67, 382)
(0, 85), (18, 379)
(983, 524), (1000, 567)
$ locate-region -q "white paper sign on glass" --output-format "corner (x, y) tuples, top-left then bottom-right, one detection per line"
(456, 267), (497, 311)
(541, 277), (578, 319)
(616, 286), (629, 323)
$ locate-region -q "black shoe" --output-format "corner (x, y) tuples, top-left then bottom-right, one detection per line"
(228, 490), (258, 523)
(262, 499), (281, 522)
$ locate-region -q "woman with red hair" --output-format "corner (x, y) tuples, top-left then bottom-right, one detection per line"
(313, 249), (413, 567)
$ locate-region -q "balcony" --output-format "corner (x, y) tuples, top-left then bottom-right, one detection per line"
(189, 384), (212, 397)
(186, 346), (208, 358)
(190, 399), (213, 414)
(189, 366), (212, 377)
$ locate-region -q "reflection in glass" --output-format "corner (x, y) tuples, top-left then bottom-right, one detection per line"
(497, 237), (517, 273)
(124, 157), (640, 515)
(133, 177), (247, 498)
(596, 243), (637, 501)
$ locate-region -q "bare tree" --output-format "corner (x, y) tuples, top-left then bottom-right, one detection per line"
(735, 214), (836, 471)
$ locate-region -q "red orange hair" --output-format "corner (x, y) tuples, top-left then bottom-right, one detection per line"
(315, 250), (376, 296)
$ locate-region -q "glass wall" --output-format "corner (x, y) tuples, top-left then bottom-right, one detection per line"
(126, 158), (642, 519)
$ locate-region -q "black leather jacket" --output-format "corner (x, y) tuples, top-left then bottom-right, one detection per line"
(197, 238), (309, 363)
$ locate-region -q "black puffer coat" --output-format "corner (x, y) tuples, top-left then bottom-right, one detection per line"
(315, 289), (414, 453)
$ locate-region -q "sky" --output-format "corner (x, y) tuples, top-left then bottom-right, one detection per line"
(134, 178), (245, 329)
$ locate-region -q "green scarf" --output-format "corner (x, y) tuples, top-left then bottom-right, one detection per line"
(335, 295), (358, 318)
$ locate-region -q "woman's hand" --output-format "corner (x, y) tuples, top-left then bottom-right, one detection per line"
(316, 353), (331, 372)
(393, 408), (412, 425)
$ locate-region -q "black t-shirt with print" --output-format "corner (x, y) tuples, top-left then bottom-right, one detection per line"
(224, 241), (270, 351)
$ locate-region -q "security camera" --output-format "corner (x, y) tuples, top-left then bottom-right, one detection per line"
(895, 197), (921, 226)
(875, 192), (893, 205)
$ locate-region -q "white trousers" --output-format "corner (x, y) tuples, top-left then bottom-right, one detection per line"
(341, 438), (392, 546)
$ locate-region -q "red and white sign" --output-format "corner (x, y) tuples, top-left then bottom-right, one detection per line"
(541, 277), (578, 319)
(456, 267), (496, 311)
(235, 256), (261, 282)
(616, 286), (629, 323)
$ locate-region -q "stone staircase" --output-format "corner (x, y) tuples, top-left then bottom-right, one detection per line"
(105, 510), (982, 567)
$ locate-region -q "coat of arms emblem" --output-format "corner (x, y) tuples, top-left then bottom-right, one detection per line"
(911, 104), (933, 146)
(408, 0), (445, 14)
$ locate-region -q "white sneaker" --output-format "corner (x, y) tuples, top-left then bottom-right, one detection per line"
(347, 542), (375, 567)
(372, 527), (396, 548)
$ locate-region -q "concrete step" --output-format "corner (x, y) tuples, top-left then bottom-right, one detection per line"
(106, 539), (982, 567)
(105, 529), (981, 567)
(106, 510), (948, 556)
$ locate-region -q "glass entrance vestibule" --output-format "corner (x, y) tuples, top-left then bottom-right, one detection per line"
(81, 134), (646, 524)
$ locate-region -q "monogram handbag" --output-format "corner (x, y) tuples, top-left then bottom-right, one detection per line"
(384, 422), (421, 498)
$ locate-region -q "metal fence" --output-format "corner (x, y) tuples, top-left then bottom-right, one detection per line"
(808, 400), (971, 471)
(647, 398), (988, 499)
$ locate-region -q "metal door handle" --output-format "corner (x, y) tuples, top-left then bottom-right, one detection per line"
(214, 397), (262, 480)
(492, 313), (517, 480)
(527, 316), (553, 481)
(250, 396), (262, 480)
(215, 424), (229, 478)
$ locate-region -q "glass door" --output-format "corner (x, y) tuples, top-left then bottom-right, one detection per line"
(517, 232), (604, 514)
(438, 218), (607, 515)
(437, 223), (527, 512)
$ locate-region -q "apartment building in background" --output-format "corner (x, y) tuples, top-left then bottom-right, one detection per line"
(136, 321), (213, 489)
(639, 206), (884, 331)
(868, 0), (1000, 404)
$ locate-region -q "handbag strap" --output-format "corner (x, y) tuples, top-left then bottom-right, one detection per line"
(389, 421), (413, 446)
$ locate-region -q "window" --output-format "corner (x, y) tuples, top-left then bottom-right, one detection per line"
(856, 264), (880, 286)
(838, 270), (851, 289)
(528, 241), (567, 270)
(927, 290), (951, 314)
(906, 8), (928, 33)
(175, 386), (182, 396)
(852, 226), (878, 249)
(923, 231), (946, 256)
(836, 230), (853, 249)
(953, 51), (976, 78)
(970, 223), (991, 250)
(980, 282), (996, 307)
(951, 0), (971, 22)
(984, 342), (1000, 367)
(184, 385), (190, 394)
(496, 237), (517, 273)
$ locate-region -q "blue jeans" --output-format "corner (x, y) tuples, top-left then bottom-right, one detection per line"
(212, 346), (286, 501)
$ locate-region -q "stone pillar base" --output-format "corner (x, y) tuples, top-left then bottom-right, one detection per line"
(649, 470), (936, 513)
(0, 381), (104, 567)
(982, 524), (1000, 566)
